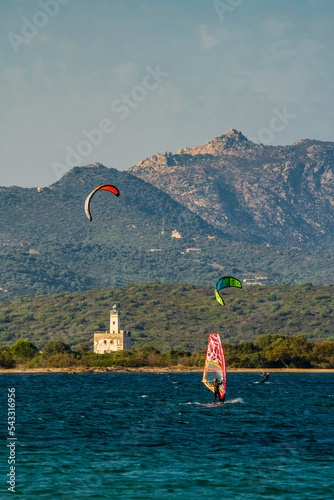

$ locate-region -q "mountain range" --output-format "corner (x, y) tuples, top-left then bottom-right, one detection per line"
(129, 129), (334, 248)
(1, 130), (333, 301)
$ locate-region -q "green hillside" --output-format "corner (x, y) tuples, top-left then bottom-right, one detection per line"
(0, 283), (333, 352)
(1, 165), (333, 301)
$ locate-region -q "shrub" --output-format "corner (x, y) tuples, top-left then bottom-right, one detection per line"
(29, 352), (79, 368)
(10, 340), (38, 360)
(0, 351), (15, 368)
(75, 343), (90, 355)
(43, 340), (71, 355)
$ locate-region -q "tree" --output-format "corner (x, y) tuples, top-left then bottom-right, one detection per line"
(311, 341), (334, 367)
(76, 343), (90, 355)
(263, 335), (312, 368)
(43, 340), (71, 356)
(0, 351), (15, 368)
(263, 341), (292, 368)
(10, 340), (38, 360)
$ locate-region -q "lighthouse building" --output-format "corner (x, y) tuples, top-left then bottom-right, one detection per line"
(94, 304), (131, 353)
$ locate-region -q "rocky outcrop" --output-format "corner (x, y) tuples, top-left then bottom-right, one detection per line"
(128, 130), (334, 247)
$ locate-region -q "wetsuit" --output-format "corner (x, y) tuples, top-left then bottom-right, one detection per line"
(213, 379), (224, 403)
(260, 373), (269, 383)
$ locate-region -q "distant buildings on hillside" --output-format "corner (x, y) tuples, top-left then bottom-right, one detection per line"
(243, 276), (267, 286)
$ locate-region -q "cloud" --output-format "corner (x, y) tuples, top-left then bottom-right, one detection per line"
(263, 18), (292, 37)
(113, 62), (140, 83)
(197, 24), (222, 50)
(3, 65), (25, 84)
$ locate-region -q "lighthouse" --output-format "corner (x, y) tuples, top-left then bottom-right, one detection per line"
(110, 304), (120, 333)
(94, 304), (131, 353)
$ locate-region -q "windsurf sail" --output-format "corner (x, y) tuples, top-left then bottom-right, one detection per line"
(202, 334), (226, 400)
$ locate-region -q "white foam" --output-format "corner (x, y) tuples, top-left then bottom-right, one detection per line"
(225, 397), (244, 404)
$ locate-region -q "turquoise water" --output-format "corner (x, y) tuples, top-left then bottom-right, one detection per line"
(1, 372), (334, 499)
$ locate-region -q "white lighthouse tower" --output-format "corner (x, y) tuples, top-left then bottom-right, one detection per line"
(110, 304), (120, 333)
(94, 304), (131, 353)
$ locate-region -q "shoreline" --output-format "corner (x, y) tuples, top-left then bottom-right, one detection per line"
(1, 367), (334, 374)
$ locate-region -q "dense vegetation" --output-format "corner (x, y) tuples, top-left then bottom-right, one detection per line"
(1, 165), (333, 302)
(0, 283), (333, 352)
(1, 335), (333, 370)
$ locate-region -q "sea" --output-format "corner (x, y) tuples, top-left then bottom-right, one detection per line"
(1, 372), (333, 499)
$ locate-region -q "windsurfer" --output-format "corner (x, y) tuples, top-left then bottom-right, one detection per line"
(259, 372), (270, 383)
(213, 378), (225, 403)
(202, 334), (226, 404)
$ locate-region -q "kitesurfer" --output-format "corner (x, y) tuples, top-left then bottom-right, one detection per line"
(212, 378), (225, 403)
(259, 372), (269, 383)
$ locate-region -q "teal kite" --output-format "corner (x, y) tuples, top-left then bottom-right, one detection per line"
(215, 276), (242, 306)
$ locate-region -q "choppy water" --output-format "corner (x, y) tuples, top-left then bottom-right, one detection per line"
(1, 372), (334, 499)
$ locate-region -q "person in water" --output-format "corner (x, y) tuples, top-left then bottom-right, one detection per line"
(259, 372), (270, 383)
(212, 378), (225, 403)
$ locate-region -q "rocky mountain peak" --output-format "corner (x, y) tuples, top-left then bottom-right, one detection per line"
(133, 130), (252, 172)
(221, 128), (249, 141)
(86, 162), (106, 168)
(128, 131), (334, 248)
(177, 129), (251, 157)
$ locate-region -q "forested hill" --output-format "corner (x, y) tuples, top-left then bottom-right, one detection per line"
(0, 283), (333, 351)
(1, 164), (333, 301)
(0, 163), (222, 298)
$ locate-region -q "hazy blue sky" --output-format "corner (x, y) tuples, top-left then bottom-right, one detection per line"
(1, 0), (333, 187)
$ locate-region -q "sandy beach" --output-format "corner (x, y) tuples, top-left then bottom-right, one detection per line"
(1, 366), (334, 374)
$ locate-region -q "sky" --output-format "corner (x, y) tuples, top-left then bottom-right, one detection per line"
(1, 0), (333, 187)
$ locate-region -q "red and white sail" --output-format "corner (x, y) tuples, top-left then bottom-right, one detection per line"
(202, 334), (226, 400)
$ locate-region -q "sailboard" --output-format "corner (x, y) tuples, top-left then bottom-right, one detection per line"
(202, 334), (226, 401)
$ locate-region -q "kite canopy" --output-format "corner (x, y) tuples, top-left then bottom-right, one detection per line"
(215, 276), (242, 306)
(202, 334), (226, 400)
(84, 184), (120, 221)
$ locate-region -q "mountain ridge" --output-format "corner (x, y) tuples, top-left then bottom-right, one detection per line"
(1, 133), (333, 301)
(128, 129), (334, 248)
